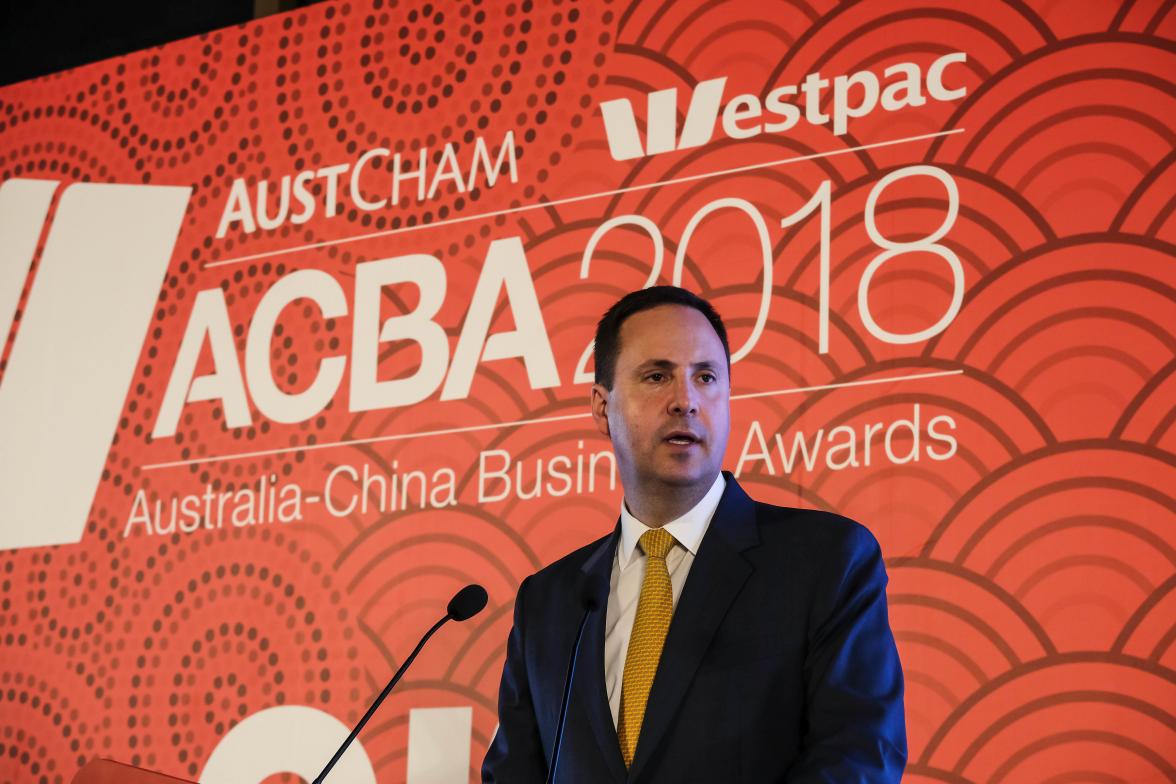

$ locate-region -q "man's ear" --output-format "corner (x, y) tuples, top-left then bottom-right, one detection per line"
(590, 383), (610, 437)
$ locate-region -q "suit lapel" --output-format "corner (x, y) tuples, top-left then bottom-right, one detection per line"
(577, 524), (629, 782)
(627, 474), (759, 781)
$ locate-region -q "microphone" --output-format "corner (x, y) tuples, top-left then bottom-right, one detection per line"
(313, 583), (488, 784)
(449, 583), (489, 621)
(546, 573), (609, 784)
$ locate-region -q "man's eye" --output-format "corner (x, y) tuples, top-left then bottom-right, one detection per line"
(647, 372), (665, 382)
(699, 373), (715, 383)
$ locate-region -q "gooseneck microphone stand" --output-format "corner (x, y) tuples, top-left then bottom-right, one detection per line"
(313, 584), (488, 784)
(546, 574), (608, 784)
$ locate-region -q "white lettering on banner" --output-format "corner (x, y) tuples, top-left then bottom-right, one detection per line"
(572, 214), (664, 383)
(672, 198), (772, 362)
(317, 162), (350, 217)
(440, 236), (560, 401)
(573, 166), (962, 372)
(599, 52), (968, 160)
(202, 705), (472, 784)
(162, 166), (967, 438)
(429, 142), (466, 198)
(395, 147), (430, 205)
(600, 77), (727, 159)
(123, 474), (303, 537)
(468, 131), (519, 190)
(477, 442), (617, 503)
(216, 131), (518, 237)
(245, 270), (349, 423)
(927, 52), (969, 101)
(831, 70), (880, 136)
(217, 178), (257, 234)
(323, 462), (457, 517)
(200, 706), (377, 784)
(352, 147), (391, 210)
(860, 165), (964, 344)
(154, 237), (559, 437)
(350, 254), (450, 411)
(0, 180), (190, 550)
(406, 707), (473, 784)
(880, 63), (926, 111)
(0, 179), (57, 345)
(153, 289), (253, 438)
(734, 405), (959, 476)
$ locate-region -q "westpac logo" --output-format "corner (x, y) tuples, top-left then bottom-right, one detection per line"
(0, 179), (190, 550)
(600, 78), (729, 161)
(599, 53), (968, 161)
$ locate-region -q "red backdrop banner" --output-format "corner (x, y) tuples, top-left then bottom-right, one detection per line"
(1, 1), (1174, 782)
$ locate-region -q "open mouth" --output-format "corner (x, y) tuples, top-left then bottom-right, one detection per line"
(665, 432), (700, 446)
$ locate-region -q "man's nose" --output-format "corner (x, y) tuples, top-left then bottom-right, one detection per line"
(668, 376), (698, 416)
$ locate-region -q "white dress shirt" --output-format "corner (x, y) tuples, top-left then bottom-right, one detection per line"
(603, 472), (727, 727)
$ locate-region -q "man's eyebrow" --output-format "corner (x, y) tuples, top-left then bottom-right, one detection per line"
(636, 359), (677, 370)
(634, 359), (723, 372)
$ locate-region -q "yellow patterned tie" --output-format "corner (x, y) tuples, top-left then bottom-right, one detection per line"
(617, 527), (677, 767)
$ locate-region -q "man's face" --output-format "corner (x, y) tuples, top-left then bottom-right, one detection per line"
(591, 304), (731, 496)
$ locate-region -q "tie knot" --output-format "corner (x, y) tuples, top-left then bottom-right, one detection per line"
(639, 528), (676, 560)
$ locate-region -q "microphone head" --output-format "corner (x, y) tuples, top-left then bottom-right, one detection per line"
(580, 573), (609, 612)
(448, 584), (488, 622)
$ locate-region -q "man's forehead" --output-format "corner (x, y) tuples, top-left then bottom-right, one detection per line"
(616, 305), (725, 365)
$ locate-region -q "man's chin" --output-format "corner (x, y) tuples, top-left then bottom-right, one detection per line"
(652, 466), (715, 489)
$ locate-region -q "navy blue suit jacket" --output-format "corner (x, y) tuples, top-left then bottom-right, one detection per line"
(483, 474), (906, 782)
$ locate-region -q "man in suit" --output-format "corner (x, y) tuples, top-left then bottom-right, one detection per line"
(483, 286), (906, 782)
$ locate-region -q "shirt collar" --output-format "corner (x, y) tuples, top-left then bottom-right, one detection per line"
(617, 472), (727, 569)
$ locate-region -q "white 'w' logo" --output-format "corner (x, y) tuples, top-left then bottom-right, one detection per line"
(599, 78), (728, 161)
(0, 179), (190, 550)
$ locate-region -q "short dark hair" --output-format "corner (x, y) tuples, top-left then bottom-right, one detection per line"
(593, 286), (730, 389)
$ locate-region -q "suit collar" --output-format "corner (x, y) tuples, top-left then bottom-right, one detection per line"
(576, 473), (759, 782)
(577, 525), (629, 781)
(617, 472), (726, 567)
(705, 471), (759, 552)
(626, 472), (758, 780)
